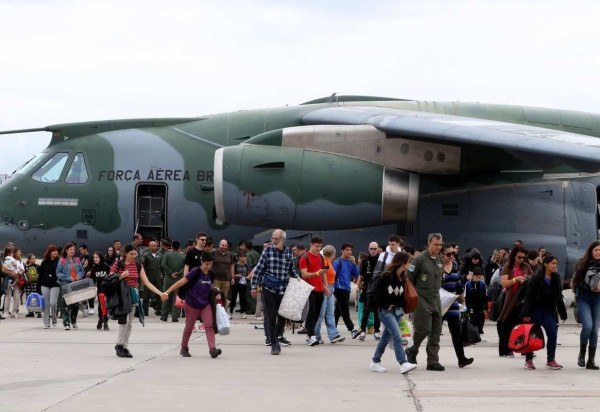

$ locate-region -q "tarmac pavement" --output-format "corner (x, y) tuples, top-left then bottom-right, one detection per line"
(1, 306), (598, 412)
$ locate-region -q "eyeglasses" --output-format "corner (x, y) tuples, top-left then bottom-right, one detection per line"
(369, 248), (378, 251)
(198, 238), (207, 242)
(516, 256), (525, 260)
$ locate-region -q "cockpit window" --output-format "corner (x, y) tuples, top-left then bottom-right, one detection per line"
(31, 153), (69, 183)
(65, 153), (89, 184)
(14, 153), (44, 176)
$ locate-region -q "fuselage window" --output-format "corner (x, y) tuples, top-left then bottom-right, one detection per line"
(31, 152), (69, 183)
(65, 153), (89, 184)
(14, 153), (44, 176)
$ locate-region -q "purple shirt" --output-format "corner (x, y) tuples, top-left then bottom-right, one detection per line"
(184, 268), (214, 309)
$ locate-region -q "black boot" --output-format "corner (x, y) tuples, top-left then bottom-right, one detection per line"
(587, 347), (599, 370)
(115, 344), (126, 358)
(97, 319), (103, 330)
(578, 343), (587, 367)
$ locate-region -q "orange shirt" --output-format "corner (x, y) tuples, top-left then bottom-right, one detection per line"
(324, 257), (336, 285)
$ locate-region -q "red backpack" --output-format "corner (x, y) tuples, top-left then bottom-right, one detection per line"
(509, 323), (545, 353)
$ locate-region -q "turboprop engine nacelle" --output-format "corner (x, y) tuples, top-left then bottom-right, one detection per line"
(214, 145), (419, 230)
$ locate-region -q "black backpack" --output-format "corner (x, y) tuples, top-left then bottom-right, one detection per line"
(365, 272), (385, 312)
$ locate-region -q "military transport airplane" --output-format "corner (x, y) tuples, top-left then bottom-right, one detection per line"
(2, 94), (600, 275)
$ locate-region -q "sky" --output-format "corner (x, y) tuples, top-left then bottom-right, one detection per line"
(2, 0), (600, 172)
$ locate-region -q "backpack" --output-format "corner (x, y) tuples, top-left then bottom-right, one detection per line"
(365, 273), (385, 312)
(372, 252), (389, 277)
(27, 265), (39, 283)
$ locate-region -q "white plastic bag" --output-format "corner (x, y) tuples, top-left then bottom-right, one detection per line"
(440, 288), (459, 316)
(278, 278), (314, 321)
(215, 303), (231, 335)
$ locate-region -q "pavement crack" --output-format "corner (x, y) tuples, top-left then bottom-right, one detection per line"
(405, 374), (423, 412)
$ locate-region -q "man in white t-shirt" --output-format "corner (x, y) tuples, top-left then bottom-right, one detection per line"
(373, 235), (403, 275)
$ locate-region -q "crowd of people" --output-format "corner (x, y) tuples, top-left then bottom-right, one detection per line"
(1, 230), (600, 374)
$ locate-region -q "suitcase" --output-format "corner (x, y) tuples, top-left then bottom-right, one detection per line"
(509, 323), (545, 353)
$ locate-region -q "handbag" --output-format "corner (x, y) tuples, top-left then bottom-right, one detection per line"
(489, 290), (505, 322)
(461, 314), (482, 346)
(215, 303), (231, 335)
(585, 268), (600, 290)
(278, 277), (314, 321)
(403, 277), (419, 313)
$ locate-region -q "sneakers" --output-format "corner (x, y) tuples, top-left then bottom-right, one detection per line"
(331, 335), (345, 344)
(351, 329), (360, 339)
(458, 357), (474, 368)
(317, 338), (324, 345)
(406, 351), (417, 365)
(103, 322), (109, 331)
(278, 336), (292, 346)
(160, 316), (168, 322)
(115, 344), (128, 358)
(88, 308), (96, 315)
(97, 320), (103, 330)
(72, 323), (78, 329)
(546, 360), (563, 370)
(180, 347), (191, 357)
(122, 348), (133, 358)
(297, 327), (308, 335)
(10, 314), (17, 318)
(307, 336), (319, 346)
(524, 360), (536, 370)
(64, 324), (70, 331)
(400, 362), (417, 374)
(370, 361), (387, 373)
(265, 338), (271, 346)
(241, 314), (247, 319)
(209, 347), (222, 358)
(358, 331), (366, 341)
(501, 353), (515, 358)
(374, 332), (381, 341)
(426, 363), (445, 371)
(228, 314), (233, 319)
(271, 343), (281, 355)
(43, 325), (50, 329)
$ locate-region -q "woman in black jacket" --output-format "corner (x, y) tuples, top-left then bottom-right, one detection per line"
(39, 244), (60, 328)
(369, 252), (417, 375)
(521, 254), (567, 370)
(89, 251), (111, 331)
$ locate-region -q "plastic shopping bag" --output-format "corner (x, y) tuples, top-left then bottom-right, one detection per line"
(399, 317), (414, 347)
(278, 278), (314, 321)
(216, 303), (231, 335)
(440, 288), (459, 316)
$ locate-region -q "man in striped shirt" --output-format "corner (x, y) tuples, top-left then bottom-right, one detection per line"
(251, 229), (298, 355)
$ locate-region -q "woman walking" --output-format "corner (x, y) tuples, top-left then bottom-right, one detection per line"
(572, 241), (600, 370)
(110, 244), (165, 358)
(39, 245), (60, 328)
(369, 252), (417, 374)
(521, 255), (567, 370)
(56, 243), (85, 330)
(164, 252), (222, 358)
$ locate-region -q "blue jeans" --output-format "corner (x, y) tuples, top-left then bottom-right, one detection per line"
(577, 289), (600, 348)
(315, 285), (340, 341)
(526, 308), (558, 362)
(372, 308), (408, 365)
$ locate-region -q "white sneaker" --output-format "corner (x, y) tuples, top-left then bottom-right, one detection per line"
(88, 308), (96, 315)
(307, 336), (319, 346)
(241, 314), (247, 319)
(370, 361), (387, 373)
(400, 362), (417, 374)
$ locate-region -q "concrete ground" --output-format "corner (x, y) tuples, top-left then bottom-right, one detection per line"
(1, 305), (598, 412)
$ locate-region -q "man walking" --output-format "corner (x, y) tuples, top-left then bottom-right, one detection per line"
(333, 243), (360, 339)
(251, 229), (298, 355)
(161, 240), (185, 322)
(212, 239), (235, 312)
(405, 233), (445, 371)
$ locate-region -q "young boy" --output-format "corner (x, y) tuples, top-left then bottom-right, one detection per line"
(231, 253), (250, 319)
(465, 267), (487, 334)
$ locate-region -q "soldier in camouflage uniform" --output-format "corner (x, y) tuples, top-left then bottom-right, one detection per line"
(405, 233), (445, 371)
(142, 241), (163, 316)
(161, 240), (185, 322)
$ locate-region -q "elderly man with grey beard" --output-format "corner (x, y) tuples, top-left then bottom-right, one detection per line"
(251, 229), (299, 355)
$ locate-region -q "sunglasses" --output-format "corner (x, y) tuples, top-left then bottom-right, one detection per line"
(445, 252), (454, 257)
(516, 256), (525, 260)
(369, 248), (378, 251)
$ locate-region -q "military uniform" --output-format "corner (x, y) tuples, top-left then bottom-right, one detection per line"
(142, 251), (163, 315)
(405, 251), (444, 367)
(160, 250), (185, 321)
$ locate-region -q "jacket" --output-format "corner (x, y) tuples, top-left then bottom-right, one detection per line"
(105, 274), (133, 324)
(56, 257), (84, 286)
(374, 271), (406, 310)
(38, 258), (60, 288)
(521, 272), (567, 321)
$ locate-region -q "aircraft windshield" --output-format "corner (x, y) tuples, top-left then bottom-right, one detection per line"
(31, 152), (69, 183)
(14, 153), (44, 176)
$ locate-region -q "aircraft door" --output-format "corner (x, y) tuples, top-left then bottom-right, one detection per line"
(135, 184), (168, 241)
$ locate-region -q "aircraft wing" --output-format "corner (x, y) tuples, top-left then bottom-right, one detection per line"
(303, 106), (600, 168)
